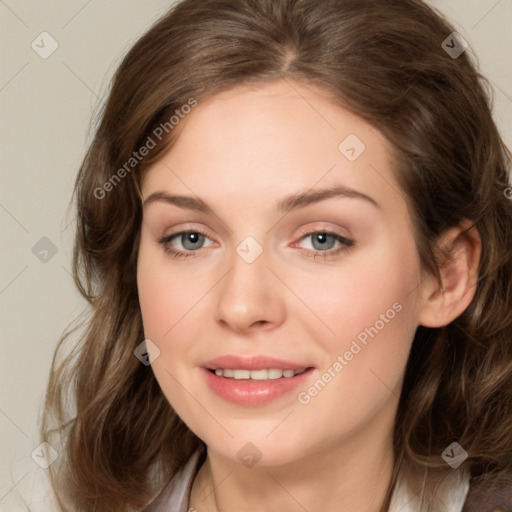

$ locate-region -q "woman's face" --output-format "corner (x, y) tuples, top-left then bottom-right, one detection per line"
(137, 80), (426, 466)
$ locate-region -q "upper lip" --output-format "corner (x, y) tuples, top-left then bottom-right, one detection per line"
(202, 355), (314, 371)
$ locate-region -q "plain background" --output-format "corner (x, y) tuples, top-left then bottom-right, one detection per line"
(1, 0), (511, 509)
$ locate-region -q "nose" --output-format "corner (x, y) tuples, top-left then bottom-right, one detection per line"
(214, 245), (285, 334)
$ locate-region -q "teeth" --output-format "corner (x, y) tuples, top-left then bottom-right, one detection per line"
(213, 368), (307, 380)
(234, 369), (250, 379)
(268, 369), (284, 379)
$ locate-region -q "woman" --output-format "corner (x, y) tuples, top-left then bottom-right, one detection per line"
(41, 0), (512, 511)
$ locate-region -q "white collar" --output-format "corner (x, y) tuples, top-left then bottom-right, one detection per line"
(146, 449), (471, 512)
(389, 467), (470, 512)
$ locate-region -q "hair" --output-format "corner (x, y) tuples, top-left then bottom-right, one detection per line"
(41, 0), (512, 510)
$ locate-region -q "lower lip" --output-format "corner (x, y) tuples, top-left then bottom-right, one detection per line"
(202, 367), (314, 406)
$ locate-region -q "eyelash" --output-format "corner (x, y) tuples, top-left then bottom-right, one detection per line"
(158, 228), (354, 260)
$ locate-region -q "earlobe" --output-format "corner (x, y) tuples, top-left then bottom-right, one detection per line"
(418, 221), (481, 328)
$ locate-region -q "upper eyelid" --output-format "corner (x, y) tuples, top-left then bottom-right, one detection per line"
(292, 231), (354, 250)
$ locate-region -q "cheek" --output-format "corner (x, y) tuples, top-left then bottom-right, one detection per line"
(289, 290), (417, 455)
(137, 270), (174, 339)
(136, 244), (200, 414)
(137, 237), (199, 340)
(137, 268), (170, 340)
(288, 228), (420, 352)
(291, 231), (420, 408)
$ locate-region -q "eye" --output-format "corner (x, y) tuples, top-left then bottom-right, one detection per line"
(158, 230), (213, 259)
(158, 228), (355, 260)
(294, 230), (354, 260)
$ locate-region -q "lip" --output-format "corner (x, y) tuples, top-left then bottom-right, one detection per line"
(201, 355), (315, 406)
(202, 354), (313, 371)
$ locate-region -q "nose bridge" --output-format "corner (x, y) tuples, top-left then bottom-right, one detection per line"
(215, 234), (282, 331)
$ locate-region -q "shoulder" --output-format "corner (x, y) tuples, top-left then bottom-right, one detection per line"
(462, 473), (512, 512)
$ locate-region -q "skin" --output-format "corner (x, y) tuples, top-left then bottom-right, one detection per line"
(137, 80), (481, 511)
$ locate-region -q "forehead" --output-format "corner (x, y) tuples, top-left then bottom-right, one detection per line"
(141, 80), (408, 221)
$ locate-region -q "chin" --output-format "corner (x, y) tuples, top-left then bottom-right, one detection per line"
(204, 433), (312, 468)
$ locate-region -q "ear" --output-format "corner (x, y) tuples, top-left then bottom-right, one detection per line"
(418, 220), (482, 328)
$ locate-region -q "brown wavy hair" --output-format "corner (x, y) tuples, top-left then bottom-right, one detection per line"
(41, 0), (512, 510)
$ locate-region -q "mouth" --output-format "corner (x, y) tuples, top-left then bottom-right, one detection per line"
(207, 367), (309, 380)
(202, 354), (314, 372)
(201, 355), (315, 406)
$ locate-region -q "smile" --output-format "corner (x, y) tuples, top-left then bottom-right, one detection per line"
(202, 366), (315, 406)
(211, 368), (308, 379)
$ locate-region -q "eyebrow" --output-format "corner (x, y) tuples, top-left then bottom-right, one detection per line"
(142, 185), (380, 214)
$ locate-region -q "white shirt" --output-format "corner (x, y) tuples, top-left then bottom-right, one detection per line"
(7, 448), (469, 511)
(146, 449), (470, 512)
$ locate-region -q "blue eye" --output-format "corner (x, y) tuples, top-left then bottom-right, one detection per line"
(296, 231), (354, 260)
(158, 230), (354, 260)
(158, 230), (212, 258)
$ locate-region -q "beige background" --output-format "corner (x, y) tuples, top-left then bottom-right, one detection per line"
(0, 0), (511, 509)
